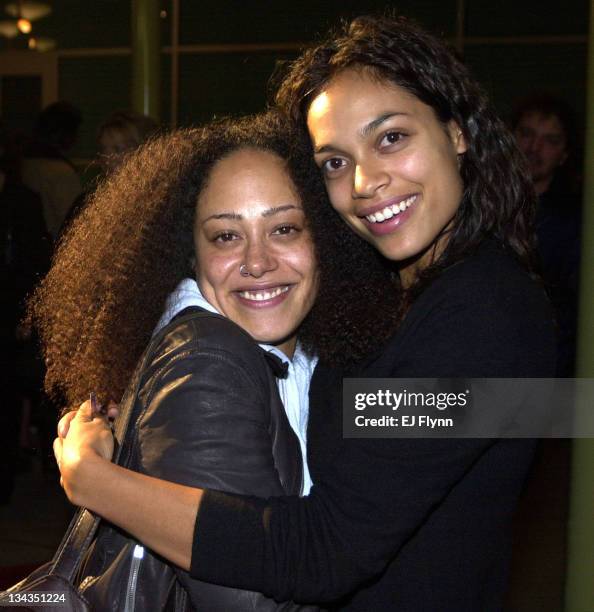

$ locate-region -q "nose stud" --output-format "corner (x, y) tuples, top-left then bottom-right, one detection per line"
(239, 264), (250, 277)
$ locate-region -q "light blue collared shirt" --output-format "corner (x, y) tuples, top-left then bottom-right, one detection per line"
(155, 278), (315, 494)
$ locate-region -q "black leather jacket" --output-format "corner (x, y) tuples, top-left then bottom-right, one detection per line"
(79, 308), (317, 611)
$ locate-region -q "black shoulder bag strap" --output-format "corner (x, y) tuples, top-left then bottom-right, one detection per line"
(48, 309), (214, 581)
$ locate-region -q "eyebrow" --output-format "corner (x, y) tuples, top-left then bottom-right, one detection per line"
(313, 112), (409, 154)
(360, 112), (408, 138)
(203, 204), (301, 223)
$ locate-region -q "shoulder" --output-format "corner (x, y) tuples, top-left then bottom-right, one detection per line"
(372, 240), (555, 377)
(148, 309), (271, 383)
(419, 239), (549, 320)
(134, 311), (274, 431)
(23, 157), (78, 179)
(441, 238), (532, 286)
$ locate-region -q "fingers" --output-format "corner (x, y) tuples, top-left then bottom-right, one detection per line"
(58, 395), (113, 439)
(53, 437), (63, 470)
(57, 411), (77, 438)
(58, 399), (102, 439)
(106, 401), (119, 420)
(77, 399), (95, 421)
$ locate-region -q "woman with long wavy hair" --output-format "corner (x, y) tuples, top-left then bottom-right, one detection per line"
(54, 16), (555, 611)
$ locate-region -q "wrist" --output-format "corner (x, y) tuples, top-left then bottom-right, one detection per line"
(63, 448), (107, 507)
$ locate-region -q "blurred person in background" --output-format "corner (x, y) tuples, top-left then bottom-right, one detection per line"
(512, 94), (582, 376)
(21, 101), (83, 241)
(0, 125), (51, 501)
(96, 110), (159, 174)
(60, 110), (159, 235)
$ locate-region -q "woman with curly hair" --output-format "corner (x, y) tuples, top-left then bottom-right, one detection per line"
(33, 112), (391, 410)
(55, 15), (555, 611)
(32, 110), (394, 610)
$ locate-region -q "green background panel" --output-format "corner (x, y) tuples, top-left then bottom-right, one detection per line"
(161, 52), (171, 126)
(178, 1), (458, 45)
(465, 43), (587, 125)
(58, 52), (171, 182)
(59, 55), (132, 159)
(465, 0), (589, 37)
(177, 52), (296, 125)
(0, 1), (586, 176)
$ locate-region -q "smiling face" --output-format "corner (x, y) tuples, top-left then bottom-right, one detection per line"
(307, 69), (467, 287)
(194, 148), (318, 357)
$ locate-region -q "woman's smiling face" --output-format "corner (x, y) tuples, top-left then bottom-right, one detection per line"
(194, 148), (318, 357)
(307, 68), (467, 286)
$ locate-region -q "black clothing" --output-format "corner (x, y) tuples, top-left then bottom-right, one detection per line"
(58, 188), (89, 240)
(0, 183), (51, 500)
(190, 240), (556, 611)
(536, 176), (581, 376)
(0, 182), (51, 326)
(81, 308), (313, 611)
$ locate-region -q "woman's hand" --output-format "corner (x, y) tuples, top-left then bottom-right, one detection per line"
(53, 400), (115, 505)
(57, 400), (119, 438)
(55, 397), (200, 570)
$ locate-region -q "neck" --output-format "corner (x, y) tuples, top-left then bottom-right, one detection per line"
(398, 232), (451, 289)
(398, 265), (417, 290)
(273, 336), (296, 359)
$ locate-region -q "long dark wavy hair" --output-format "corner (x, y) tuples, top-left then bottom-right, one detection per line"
(274, 15), (539, 304)
(28, 111), (396, 408)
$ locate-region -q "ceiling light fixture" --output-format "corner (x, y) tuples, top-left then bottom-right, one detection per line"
(16, 17), (32, 33)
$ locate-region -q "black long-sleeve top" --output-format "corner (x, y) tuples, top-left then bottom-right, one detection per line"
(190, 239), (556, 611)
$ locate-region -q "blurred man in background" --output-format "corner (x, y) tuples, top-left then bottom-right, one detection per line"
(512, 94), (581, 376)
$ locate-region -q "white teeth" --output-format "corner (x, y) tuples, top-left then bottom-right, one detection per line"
(364, 195), (418, 223)
(239, 286), (290, 301)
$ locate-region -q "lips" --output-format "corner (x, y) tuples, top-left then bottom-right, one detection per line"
(362, 194), (418, 223)
(235, 284), (293, 308)
(238, 285), (290, 302)
(357, 194), (419, 236)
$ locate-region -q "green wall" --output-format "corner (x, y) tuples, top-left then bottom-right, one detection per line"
(1, 1), (589, 167)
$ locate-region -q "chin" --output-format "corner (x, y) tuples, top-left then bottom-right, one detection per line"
(375, 241), (416, 263)
(251, 329), (286, 346)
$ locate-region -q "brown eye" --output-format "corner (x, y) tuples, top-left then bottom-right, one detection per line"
(322, 157), (347, 175)
(214, 232), (238, 243)
(273, 224), (299, 236)
(379, 131), (406, 148)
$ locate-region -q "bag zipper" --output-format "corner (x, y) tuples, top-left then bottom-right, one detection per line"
(124, 544), (144, 612)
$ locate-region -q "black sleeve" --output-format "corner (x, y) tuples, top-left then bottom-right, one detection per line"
(136, 345), (289, 608)
(189, 273), (555, 602)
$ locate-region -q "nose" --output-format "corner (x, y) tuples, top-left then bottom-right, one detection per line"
(240, 238), (278, 278)
(352, 160), (389, 199)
